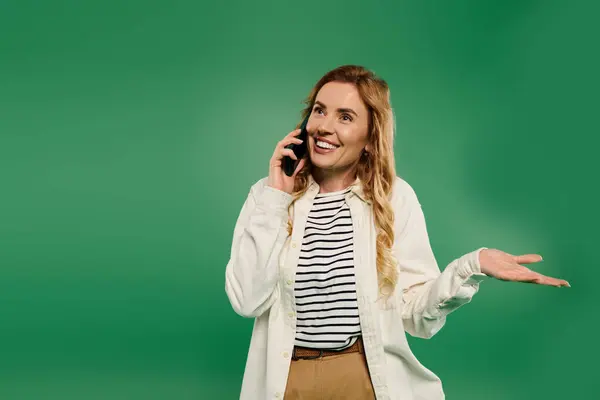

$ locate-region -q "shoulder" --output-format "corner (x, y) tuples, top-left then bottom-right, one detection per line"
(244, 176), (268, 192)
(391, 175), (421, 206)
(247, 176), (272, 200)
(251, 176), (270, 191)
(388, 176), (426, 234)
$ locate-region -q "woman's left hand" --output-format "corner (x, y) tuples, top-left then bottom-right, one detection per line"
(479, 248), (570, 287)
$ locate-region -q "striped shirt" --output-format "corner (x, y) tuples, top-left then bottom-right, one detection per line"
(293, 187), (362, 350)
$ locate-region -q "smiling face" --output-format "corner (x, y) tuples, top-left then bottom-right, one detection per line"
(306, 81), (371, 175)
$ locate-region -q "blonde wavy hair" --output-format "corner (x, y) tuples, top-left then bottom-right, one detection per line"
(286, 65), (398, 300)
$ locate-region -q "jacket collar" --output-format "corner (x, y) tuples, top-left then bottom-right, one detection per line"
(306, 173), (370, 204)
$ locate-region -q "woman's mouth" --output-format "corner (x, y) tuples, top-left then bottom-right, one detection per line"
(313, 138), (340, 154)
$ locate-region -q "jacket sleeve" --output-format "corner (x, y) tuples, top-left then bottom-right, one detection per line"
(225, 178), (293, 318)
(392, 179), (488, 339)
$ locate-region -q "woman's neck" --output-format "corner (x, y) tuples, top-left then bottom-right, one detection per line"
(312, 167), (357, 194)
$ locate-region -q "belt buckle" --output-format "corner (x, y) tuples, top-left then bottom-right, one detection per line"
(292, 347), (324, 361)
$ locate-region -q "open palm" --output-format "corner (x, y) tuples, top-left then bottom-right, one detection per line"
(479, 248), (570, 287)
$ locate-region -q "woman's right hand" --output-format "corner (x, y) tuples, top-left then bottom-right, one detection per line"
(267, 129), (307, 194)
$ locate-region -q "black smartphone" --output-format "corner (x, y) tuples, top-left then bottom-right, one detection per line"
(282, 114), (310, 177)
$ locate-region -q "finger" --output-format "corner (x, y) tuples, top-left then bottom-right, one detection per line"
(519, 270), (570, 287)
(270, 148), (297, 168)
(279, 148), (297, 161)
(282, 129), (302, 141)
(534, 274), (571, 287)
(288, 128), (302, 136)
(514, 254), (543, 264)
(534, 278), (569, 287)
(496, 266), (571, 287)
(279, 136), (304, 148)
(292, 157), (306, 177)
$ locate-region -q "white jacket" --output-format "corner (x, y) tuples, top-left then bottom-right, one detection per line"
(225, 173), (487, 400)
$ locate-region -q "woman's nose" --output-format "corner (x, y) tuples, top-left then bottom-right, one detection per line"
(318, 116), (336, 134)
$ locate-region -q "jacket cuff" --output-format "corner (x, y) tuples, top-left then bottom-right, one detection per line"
(456, 247), (489, 284)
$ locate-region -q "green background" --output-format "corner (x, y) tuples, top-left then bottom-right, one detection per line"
(1, 0), (597, 399)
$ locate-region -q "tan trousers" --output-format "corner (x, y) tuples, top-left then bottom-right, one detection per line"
(284, 341), (376, 399)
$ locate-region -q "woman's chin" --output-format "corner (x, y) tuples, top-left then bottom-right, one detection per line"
(309, 154), (328, 169)
(310, 160), (336, 171)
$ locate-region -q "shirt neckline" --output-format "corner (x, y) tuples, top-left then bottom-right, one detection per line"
(315, 187), (352, 198)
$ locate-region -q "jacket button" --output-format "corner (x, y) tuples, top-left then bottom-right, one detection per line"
(291, 242), (297, 248)
(286, 279), (292, 285)
(283, 351), (289, 358)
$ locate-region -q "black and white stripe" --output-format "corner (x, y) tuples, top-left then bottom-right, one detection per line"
(294, 187), (362, 350)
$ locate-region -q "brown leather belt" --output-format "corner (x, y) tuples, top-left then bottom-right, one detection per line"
(291, 337), (364, 360)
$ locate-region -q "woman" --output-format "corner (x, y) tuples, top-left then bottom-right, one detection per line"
(224, 65), (570, 400)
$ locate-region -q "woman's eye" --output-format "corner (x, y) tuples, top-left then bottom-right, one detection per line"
(314, 107), (324, 115)
(341, 114), (353, 122)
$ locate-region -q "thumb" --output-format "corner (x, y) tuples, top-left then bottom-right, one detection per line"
(514, 254), (543, 264)
(292, 157), (306, 177)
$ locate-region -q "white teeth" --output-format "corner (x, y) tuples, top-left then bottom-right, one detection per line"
(316, 140), (338, 150)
